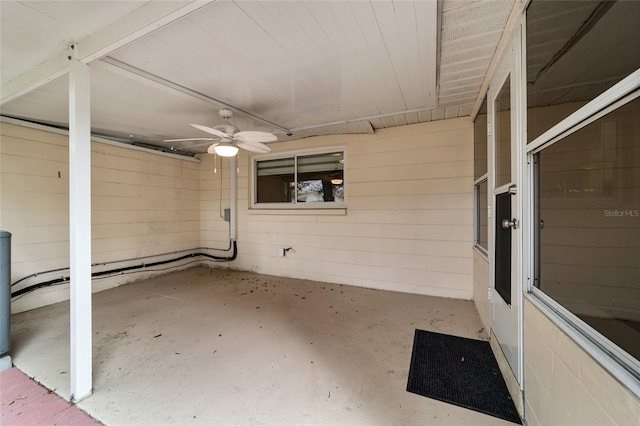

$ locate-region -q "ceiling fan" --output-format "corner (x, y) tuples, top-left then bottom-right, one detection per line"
(165, 109), (277, 156)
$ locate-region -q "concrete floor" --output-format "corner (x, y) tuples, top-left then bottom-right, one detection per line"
(10, 267), (512, 425)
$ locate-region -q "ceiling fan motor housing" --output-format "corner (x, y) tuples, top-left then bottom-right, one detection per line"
(214, 123), (240, 136)
(219, 109), (234, 119)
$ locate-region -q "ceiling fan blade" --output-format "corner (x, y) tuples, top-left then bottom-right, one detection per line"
(206, 143), (221, 154)
(191, 123), (229, 139)
(233, 131), (278, 143)
(236, 140), (271, 153)
(163, 137), (217, 142)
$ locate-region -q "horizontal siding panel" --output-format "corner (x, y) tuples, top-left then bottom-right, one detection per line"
(350, 146), (460, 169)
(236, 233), (471, 259)
(350, 178), (471, 196)
(217, 121), (474, 298)
(351, 194), (472, 210)
(239, 220), (472, 243)
(238, 241), (471, 275)
(339, 209), (468, 226)
(3, 119), (474, 311)
(349, 163), (446, 182)
(236, 248), (470, 289)
(2, 122), (201, 312)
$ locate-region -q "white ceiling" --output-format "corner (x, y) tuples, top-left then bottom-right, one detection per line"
(1, 0), (517, 154)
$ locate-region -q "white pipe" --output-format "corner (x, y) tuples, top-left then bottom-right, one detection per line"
(230, 156), (238, 241)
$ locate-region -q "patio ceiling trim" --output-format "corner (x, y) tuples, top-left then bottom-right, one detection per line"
(0, 0), (215, 105)
(470, 0), (529, 120)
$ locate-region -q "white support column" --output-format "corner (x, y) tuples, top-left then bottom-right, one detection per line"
(69, 56), (92, 402)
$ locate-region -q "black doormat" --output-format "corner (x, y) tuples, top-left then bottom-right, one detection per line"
(406, 329), (522, 424)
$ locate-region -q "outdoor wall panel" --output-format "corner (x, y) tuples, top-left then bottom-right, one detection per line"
(0, 122), (201, 313)
(201, 118), (474, 299)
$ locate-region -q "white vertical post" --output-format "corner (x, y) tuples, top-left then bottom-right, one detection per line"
(229, 156), (238, 241)
(69, 55), (92, 402)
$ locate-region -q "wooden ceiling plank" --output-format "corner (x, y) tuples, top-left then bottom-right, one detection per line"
(416, 0), (438, 110)
(445, 106), (460, 119)
(405, 112), (420, 125)
(370, 1), (415, 110)
(318, 1), (392, 116)
(336, 1), (405, 113)
(418, 110), (432, 123)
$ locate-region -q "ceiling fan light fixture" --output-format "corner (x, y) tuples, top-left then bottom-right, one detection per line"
(213, 144), (239, 157)
(331, 179), (343, 185)
(193, 110), (275, 155)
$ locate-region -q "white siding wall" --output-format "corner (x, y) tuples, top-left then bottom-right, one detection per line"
(3, 119), (474, 313)
(4, 116), (639, 422)
(0, 122), (201, 313)
(202, 118), (474, 298)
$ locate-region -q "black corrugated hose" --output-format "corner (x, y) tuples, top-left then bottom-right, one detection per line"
(10, 242), (237, 299)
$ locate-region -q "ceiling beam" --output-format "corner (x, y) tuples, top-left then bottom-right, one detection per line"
(1, 0), (215, 105)
(0, 48), (72, 106)
(97, 57), (291, 134)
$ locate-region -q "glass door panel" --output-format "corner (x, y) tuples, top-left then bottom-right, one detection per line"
(495, 76), (512, 188)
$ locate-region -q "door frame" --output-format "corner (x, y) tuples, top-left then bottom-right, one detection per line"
(487, 20), (526, 398)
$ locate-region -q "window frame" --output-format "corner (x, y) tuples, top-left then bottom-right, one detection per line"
(251, 146), (347, 210)
(473, 95), (489, 257)
(474, 177), (489, 256)
(526, 69), (640, 396)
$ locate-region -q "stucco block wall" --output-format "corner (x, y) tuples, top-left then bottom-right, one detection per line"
(201, 118), (474, 298)
(0, 122), (201, 313)
(524, 299), (640, 425)
(472, 250), (490, 334)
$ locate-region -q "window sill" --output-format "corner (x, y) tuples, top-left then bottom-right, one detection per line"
(473, 245), (489, 259)
(247, 208), (347, 216)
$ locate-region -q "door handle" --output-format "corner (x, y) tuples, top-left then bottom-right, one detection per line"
(502, 218), (518, 230)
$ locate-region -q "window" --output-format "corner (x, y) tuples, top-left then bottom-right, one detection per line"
(526, 0), (640, 391)
(475, 179), (488, 251)
(495, 76), (511, 188)
(533, 95), (640, 366)
(253, 148), (346, 208)
(474, 97), (488, 253)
